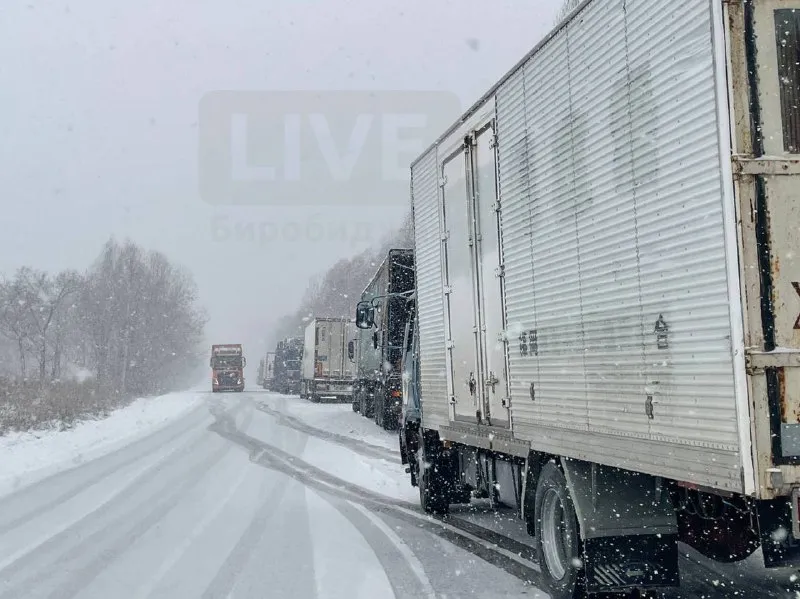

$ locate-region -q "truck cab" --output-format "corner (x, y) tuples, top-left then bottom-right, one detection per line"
(210, 344), (246, 393)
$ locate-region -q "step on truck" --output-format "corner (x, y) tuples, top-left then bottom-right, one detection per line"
(300, 318), (356, 403)
(352, 249), (415, 430)
(383, 0), (800, 596)
(210, 344), (246, 393)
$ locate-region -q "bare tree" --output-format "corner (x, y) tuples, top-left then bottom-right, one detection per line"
(0, 273), (36, 378)
(17, 268), (83, 383)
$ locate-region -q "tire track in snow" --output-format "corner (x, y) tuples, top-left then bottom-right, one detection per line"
(0, 402), (211, 536)
(0, 402), (252, 599)
(255, 402), (398, 462)
(209, 423), (544, 590)
(342, 500), (438, 599)
(130, 460), (254, 599)
(199, 404), (318, 599)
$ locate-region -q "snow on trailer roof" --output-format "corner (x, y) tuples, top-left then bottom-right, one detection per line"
(409, 0), (594, 170)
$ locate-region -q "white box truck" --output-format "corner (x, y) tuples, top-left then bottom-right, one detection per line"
(262, 351), (275, 390)
(301, 318), (356, 403)
(381, 0), (800, 596)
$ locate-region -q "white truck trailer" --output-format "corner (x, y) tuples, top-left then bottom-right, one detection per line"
(301, 317), (356, 402)
(262, 351), (275, 390)
(399, 0), (800, 596)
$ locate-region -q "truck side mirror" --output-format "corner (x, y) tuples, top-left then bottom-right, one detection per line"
(356, 301), (375, 329)
(347, 340), (355, 361)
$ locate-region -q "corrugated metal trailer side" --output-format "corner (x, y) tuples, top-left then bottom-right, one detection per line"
(407, 0), (800, 589)
(412, 148), (450, 432)
(412, 0), (749, 494)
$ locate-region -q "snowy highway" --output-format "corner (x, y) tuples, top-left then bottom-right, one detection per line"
(1, 391), (799, 599)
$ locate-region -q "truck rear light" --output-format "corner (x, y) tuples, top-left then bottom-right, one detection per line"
(792, 488), (800, 541)
(391, 390), (402, 398)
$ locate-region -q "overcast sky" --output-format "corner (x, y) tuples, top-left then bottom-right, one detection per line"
(0, 0), (561, 364)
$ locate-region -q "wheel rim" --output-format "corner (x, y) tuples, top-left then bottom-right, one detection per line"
(541, 487), (570, 581)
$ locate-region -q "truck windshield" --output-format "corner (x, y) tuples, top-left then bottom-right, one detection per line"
(212, 356), (243, 369)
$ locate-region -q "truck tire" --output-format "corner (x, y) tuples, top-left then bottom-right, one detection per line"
(534, 460), (585, 599)
(418, 435), (449, 515)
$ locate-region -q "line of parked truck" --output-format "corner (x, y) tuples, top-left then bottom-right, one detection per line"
(247, 1), (800, 595)
(250, 249), (417, 435)
(281, 1), (800, 597)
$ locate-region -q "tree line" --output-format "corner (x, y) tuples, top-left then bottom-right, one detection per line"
(269, 212), (413, 345)
(0, 238), (207, 398)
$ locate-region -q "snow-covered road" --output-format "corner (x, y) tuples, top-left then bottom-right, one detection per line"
(0, 391), (541, 599)
(1, 390), (798, 599)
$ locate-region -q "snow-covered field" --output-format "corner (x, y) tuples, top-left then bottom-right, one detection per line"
(0, 390), (204, 499)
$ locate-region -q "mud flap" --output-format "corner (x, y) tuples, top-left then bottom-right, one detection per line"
(584, 534), (679, 593)
(757, 497), (800, 568)
(561, 458), (680, 593)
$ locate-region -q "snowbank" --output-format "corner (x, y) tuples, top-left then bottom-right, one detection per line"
(0, 390), (204, 499)
(265, 394), (399, 451)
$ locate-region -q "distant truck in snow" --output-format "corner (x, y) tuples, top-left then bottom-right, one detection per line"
(210, 344), (246, 393)
(262, 351), (275, 390)
(272, 337), (303, 395)
(300, 318), (356, 403)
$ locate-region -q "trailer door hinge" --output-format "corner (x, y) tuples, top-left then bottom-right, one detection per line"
(745, 349), (800, 374)
(443, 285), (452, 295)
(489, 134), (497, 149)
(439, 175), (448, 187)
(445, 339), (454, 349)
(495, 265), (505, 278)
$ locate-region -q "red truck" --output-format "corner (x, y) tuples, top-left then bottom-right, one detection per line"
(210, 344), (246, 392)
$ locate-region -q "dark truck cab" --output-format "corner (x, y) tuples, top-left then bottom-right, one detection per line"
(273, 337), (303, 395)
(352, 249), (414, 431)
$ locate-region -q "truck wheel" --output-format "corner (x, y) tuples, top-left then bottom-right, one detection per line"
(534, 460), (585, 599)
(418, 436), (449, 515)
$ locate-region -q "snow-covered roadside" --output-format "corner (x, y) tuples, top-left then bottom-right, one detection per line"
(299, 435), (418, 504)
(0, 390), (205, 499)
(260, 393), (399, 451)
(251, 393), (417, 504)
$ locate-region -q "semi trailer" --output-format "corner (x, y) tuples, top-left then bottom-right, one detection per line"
(300, 318), (356, 402)
(378, 0), (800, 596)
